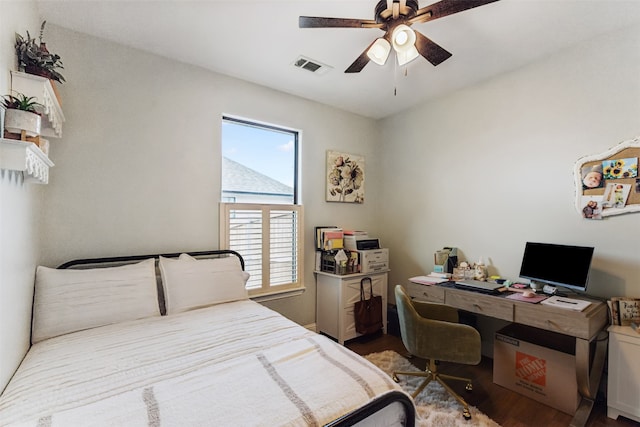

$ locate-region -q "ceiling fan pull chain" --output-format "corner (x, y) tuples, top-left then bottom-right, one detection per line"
(394, 56), (398, 96)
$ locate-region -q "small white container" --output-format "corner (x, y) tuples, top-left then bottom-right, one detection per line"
(4, 109), (42, 137)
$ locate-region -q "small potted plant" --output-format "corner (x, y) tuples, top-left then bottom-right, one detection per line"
(1, 92), (43, 137)
(15, 21), (65, 84)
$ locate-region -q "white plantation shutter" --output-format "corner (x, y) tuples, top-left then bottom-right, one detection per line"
(220, 203), (304, 297)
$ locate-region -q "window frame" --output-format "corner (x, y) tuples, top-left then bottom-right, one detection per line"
(219, 116), (303, 299)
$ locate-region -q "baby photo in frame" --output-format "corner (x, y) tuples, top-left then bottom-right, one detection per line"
(602, 183), (631, 208)
(581, 164), (604, 190)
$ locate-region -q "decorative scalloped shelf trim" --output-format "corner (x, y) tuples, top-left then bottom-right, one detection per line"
(10, 71), (65, 138)
(0, 138), (54, 184)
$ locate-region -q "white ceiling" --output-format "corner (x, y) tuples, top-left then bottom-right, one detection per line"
(36, 0), (640, 119)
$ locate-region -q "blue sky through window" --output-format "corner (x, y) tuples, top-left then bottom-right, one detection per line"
(222, 120), (296, 188)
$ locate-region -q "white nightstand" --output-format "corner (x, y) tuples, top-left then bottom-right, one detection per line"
(607, 325), (640, 422)
(315, 270), (388, 345)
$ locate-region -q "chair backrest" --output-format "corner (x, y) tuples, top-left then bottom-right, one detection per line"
(395, 285), (423, 355)
(394, 285), (481, 364)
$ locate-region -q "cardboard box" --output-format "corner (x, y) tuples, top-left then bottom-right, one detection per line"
(493, 324), (579, 414)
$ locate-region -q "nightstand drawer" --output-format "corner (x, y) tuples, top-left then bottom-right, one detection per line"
(343, 274), (386, 309)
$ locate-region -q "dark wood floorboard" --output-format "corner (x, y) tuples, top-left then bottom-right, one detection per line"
(345, 333), (639, 427)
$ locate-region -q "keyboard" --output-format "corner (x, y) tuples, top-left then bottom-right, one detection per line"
(454, 279), (504, 293)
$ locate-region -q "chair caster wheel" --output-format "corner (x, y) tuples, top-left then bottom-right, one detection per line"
(392, 375), (399, 383)
(463, 408), (471, 420)
(465, 383), (473, 392)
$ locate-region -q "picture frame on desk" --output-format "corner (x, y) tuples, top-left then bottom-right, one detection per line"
(608, 296), (640, 326)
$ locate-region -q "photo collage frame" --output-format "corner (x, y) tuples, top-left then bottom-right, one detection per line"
(575, 137), (640, 219)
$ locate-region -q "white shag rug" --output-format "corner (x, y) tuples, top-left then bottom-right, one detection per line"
(365, 350), (501, 427)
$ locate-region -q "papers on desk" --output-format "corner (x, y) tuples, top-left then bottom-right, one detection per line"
(409, 274), (449, 285)
(540, 296), (592, 311)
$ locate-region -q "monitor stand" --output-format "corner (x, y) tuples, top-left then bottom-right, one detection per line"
(541, 284), (584, 297)
(531, 281), (582, 297)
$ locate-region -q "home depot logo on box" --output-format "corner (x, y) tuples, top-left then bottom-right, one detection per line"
(515, 351), (546, 386)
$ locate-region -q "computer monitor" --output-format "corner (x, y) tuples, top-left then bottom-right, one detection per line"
(519, 242), (594, 294)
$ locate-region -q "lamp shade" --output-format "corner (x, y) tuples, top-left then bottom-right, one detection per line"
(392, 24), (419, 66)
(395, 45), (419, 66)
(367, 38), (391, 65)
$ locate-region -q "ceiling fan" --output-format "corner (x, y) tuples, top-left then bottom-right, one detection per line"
(299, 0), (500, 73)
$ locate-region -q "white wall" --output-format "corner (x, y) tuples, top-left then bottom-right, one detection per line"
(378, 24), (640, 301)
(0, 0), (43, 392)
(39, 25), (382, 326)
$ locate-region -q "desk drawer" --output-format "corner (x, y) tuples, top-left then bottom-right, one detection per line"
(446, 290), (513, 321)
(406, 282), (445, 303)
(514, 303), (604, 340)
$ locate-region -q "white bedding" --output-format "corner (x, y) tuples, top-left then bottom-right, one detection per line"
(0, 300), (409, 426)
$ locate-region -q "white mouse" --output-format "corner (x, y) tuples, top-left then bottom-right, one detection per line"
(522, 290), (536, 298)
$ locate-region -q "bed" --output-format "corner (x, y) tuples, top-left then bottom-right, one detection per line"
(0, 250), (415, 426)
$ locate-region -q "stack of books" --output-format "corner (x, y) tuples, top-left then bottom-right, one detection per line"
(409, 272), (451, 285)
(314, 226), (344, 251)
(343, 230), (368, 250)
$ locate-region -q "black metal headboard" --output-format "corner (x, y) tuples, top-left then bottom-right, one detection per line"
(57, 249), (244, 270)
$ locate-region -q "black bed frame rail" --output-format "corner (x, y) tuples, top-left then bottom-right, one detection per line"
(57, 249), (245, 270)
(327, 390), (416, 427)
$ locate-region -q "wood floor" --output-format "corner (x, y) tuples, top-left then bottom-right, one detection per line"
(345, 333), (639, 427)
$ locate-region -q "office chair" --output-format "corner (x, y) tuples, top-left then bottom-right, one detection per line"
(393, 285), (482, 420)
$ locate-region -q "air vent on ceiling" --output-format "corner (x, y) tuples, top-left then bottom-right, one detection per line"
(293, 56), (332, 75)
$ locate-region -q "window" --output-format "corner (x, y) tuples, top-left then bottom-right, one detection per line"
(219, 117), (303, 298)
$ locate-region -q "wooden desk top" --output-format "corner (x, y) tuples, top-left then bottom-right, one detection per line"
(407, 281), (608, 341)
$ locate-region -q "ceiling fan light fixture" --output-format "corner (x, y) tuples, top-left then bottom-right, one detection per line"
(391, 24), (416, 52)
(396, 45), (419, 66)
(367, 38), (391, 65)
(391, 24), (419, 66)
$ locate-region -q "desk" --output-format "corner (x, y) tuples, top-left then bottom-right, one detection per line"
(406, 280), (608, 427)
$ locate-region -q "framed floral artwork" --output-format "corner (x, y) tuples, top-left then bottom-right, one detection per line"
(326, 150), (365, 203)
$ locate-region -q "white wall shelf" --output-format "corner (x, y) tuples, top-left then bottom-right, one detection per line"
(10, 71), (65, 138)
(0, 138), (54, 184)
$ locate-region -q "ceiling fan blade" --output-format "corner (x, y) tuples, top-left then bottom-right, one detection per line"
(414, 30), (452, 66)
(345, 39), (379, 73)
(409, 0), (500, 25)
(299, 16), (381, 28)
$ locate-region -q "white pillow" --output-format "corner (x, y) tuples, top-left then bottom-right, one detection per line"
(32, 258), (159, 343)
(159, 254), (249, 314)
